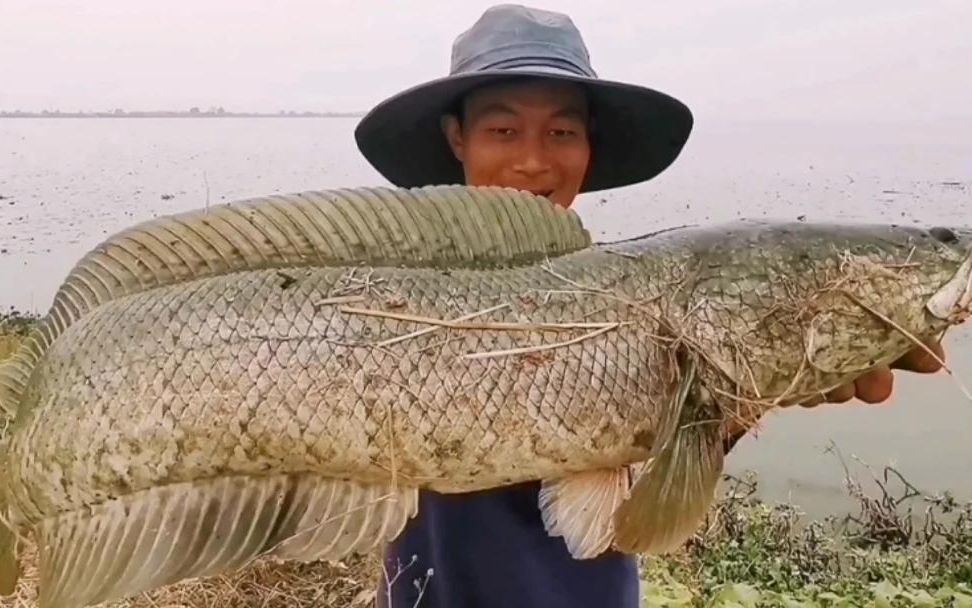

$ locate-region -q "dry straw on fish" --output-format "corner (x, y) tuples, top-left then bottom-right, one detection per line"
(338, 298), (627, 360)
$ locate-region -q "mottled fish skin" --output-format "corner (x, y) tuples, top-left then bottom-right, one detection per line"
(0, 186), (969, 608)
(5, 249), (676, 519)
(6, 217), (969, 516)
(636, 221), (972, 408)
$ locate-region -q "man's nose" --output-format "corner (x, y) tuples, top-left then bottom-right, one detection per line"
(512, 138), (551, 175)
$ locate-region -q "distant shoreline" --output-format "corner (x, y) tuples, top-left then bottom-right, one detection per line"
(0, 111), (365, 119)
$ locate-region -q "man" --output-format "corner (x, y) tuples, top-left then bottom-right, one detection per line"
(354, 5), (946, 607)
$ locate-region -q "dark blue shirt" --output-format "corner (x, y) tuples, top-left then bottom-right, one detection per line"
(378, 480), (640, 608)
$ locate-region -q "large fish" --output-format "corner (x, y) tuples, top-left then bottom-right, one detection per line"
(0, 185), (969, 608)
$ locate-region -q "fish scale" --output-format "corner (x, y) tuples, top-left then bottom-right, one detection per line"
(0, 185), (969, 608)
(31, 266), (637, 483)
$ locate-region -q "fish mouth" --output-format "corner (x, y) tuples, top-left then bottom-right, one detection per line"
(927, 247), (972, 321)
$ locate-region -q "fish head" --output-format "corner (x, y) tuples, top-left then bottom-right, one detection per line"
(924, 226), (972, 322)
(791, 222), (972, 381)
(674, 220), (972, 409)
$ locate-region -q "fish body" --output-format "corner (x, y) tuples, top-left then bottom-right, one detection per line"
(0, 185), (970, 607)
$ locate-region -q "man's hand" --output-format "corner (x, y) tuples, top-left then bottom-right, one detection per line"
(722, 340), (946, 454)
(799, 339), (946, 407)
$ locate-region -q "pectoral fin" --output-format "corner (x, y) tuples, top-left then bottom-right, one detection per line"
(539, 467), (631, 559)
(612, 358), (725, 554)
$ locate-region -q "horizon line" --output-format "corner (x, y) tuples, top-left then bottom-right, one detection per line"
(0, 109), (366, 118)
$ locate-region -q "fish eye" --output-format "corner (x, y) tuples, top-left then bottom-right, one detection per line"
(930, 226), (958, 244)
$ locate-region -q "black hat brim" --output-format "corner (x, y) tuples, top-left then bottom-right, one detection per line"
(354, 66), (694, 193)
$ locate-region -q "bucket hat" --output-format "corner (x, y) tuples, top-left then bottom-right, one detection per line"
(354, 3), (693, 193)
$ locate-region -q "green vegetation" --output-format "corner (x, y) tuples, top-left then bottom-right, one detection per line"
(1, 310), (970, 607)
(0, 307), (39, 335)
(639, 470), (972, 607)
(0, 307), (38, 372)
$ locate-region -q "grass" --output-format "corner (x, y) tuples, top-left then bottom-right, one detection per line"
(1, 540), (383, 608)
(0, 309), (37, 362)
(640, 470), (972, 607)
(2, 312), (971, 607)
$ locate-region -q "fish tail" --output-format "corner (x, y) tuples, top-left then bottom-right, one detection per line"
(1, 315), (46, 597)
(0, 357), (25, 418)
(21, 473), (418, 608)
(0, 326), (46, 418)
(0, 513), (17, 596)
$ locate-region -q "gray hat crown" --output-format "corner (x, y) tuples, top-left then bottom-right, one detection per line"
(451, 4), (596, 78)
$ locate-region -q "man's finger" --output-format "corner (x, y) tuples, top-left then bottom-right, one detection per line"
(824, 383), (856, 404)
(796, 383), (854, 408)
(892, 340), (945, 373)
(854, 367), (894, 403)
(798, 393), (826, 407)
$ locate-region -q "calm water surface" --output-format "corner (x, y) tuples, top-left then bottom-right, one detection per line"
(1, 116), (969, 517)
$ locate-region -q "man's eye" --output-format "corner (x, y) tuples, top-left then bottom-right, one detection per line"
(550, 129), (577, 137)
(488, 127), (516, 136)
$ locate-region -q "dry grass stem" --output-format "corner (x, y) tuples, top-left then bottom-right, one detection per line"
(771, 350), (810, 407)
(732, 343), (763, 401)
(539, 260), (617, 295)
(840, 289), (972, 401)
(376, 303), (510, 347)
(459, 323), (621, 360)
(535, 288), (666, 320)
(385, 396), (399, 493)
(339, 305), (620, 333)
(312, 295), (367, 309)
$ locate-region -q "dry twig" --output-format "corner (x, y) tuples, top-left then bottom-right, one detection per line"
(339, 305), (621, 332)
(460, 323), (621, 361)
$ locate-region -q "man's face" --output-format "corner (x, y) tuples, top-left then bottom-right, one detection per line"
(442, 79), (591, 209)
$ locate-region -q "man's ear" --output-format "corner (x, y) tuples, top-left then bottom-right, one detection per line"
(440, 114), (464, 162)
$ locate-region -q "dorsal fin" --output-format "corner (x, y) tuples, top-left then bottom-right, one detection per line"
(0, 185), (590, 417)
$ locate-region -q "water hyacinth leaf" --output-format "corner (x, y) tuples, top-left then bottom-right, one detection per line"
(641, 582), (694, 607)
(938, 587), (972, 608)
(709, 582), (762, 608)
(870, 579), (902, 608)
(780, 596), (820, 608)
(899, 589), (937, 607)
(815, 592), (856, 608)
(954, 593), (972, 608)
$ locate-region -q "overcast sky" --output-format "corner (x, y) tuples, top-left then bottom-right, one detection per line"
(2, 0), (970, 123)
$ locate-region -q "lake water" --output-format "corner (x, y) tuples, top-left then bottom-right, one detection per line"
(1, 116), (969, 518)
